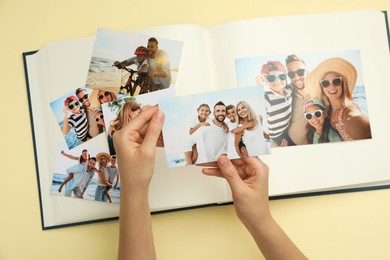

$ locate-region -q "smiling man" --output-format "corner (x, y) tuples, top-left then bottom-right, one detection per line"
(192, 101), (229, 164)
(75, 88), (101, 138)
(285, 55), (311, 145)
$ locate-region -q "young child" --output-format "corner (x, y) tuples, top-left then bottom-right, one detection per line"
(93, 108), (105, 133)
(62, 96), (90, 142)
(260, 61), (293, 147)
(184, 104), (211, 165)
(225, 104), (240, 159)
(114, 46), (150, 94)
(304, 99), (341, 144)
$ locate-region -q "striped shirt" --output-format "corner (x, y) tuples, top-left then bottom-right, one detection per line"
(264, 84), (293, 139)
(68, 107), (89, 141)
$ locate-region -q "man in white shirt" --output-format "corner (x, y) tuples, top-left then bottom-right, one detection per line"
(193, 101), (229, 164)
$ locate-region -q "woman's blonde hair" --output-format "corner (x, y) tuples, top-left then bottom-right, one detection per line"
(111, 101), (141, 132)
(235, 100), (256, 123)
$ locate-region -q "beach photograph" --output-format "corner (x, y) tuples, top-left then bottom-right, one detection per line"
(235, 50), (371, 147)
(50, 88), (97, 150)
(159, 86), (271, 167)
(85, 28), (183, 98)
(50, 143), (120, 204)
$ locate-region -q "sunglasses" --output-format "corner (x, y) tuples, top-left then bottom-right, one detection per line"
(266, 73), (287, 83)
(78, 94), (88, 103)
(98, 92), (110, 100)
(287, 69), (306, 79)
(94, 114), (104, 122)
(304, 109), (323, 120)
(320, 77), (342, 88)
(68, 101), (80, 110)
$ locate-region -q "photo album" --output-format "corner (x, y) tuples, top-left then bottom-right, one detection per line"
(23, 10), (390, 229)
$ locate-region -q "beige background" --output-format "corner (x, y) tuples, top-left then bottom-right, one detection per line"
(1, 0), (390, 259)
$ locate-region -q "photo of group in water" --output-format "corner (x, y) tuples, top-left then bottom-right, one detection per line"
(50, 143), (120, 204)
(85, 28), (183, 99)
(235, 50), (371, 147)
(159, 86), (271, 167)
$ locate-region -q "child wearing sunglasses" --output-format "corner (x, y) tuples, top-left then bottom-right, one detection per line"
(62, 95), (90, 142)
(260, 61), (293, 147)
(305, 57), (371, 141)
(93, 108), (105, 134)
(304, 99), (341, 144)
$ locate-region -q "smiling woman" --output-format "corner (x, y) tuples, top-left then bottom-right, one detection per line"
(305, 57), (372, 141)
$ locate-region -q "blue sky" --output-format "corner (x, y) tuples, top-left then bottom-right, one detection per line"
(235, 49), (364, 88)
(92, 28), (183, 68)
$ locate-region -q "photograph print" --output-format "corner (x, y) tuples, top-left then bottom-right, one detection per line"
(159, 86), (271, 167)
(101, 87), (175, 155)
(85, 28), (184, 99)
(235, 49), (371, 148)
(50, 143), (120, 204)
(50, 87), (107, 149)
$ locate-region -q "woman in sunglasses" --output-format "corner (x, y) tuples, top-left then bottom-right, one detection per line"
(90, 88), (119, 109)
(305, 58), (371, 141)
(62, 95), (90, 142)
(304, 99), (341, 144)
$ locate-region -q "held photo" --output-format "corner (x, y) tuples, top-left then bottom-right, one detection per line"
(50, 143), (120, 204)
(159, 86), (271, 167)
(86, 28), (183, 98)
(235, 50), (371, 147)
(101, 88), (175, 155)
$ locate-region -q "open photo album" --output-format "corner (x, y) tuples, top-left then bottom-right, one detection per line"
(23, 10), (390, 229)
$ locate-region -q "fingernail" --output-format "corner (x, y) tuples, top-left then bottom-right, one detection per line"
(154, 111), (164, 123)
(218, 156), (229, 168)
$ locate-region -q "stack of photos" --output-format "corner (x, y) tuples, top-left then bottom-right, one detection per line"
(49, 29), (183, 204)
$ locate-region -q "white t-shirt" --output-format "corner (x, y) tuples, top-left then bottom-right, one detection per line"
(193, 121), (228, 164)
(225, 120), (240, 159)
(183, 115), (211, 152)
(240, 116), (270, 156)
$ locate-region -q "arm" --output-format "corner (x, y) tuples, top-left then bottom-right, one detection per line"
(231, 120), (255, 134)
(189, 122), (210, 135)
(96, 168), (112, 187)
(345, 110), (372, 140)
(114, 106), (163, 260)
(62, 108), (71, 135)
(114, 173), (119, 189)
(202, 156), (307, 260)
(60, 150), (79, 161)
(114, 57), (135, 69)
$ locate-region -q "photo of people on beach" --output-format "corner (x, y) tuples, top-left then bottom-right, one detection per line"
(50, 143), (120, 204)
(85, 28), (183, 98)
(50, 87), (109, 149)
(159, 86), (271, 167)
(235, 50), (371, 148)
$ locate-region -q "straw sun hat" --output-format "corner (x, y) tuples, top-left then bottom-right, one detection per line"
(96, 152), (111, 162)
(305, 57), (357, 100)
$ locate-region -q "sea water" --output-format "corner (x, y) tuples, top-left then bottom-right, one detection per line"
(51, 173), (120, 204)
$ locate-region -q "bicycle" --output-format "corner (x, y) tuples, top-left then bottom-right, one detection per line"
(119, 67), (152, 96)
